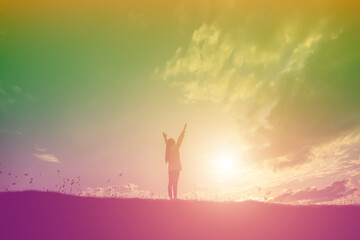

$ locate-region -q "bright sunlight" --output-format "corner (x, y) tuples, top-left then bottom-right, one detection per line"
(214, 152), (238, 176)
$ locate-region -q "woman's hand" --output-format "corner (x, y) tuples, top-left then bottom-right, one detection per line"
(183, 124), (187, 132)
(162, 132), (168, 144)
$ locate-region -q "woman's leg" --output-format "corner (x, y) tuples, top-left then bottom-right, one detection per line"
(168, 172), (173, 199)
(173, 171), (180, 199)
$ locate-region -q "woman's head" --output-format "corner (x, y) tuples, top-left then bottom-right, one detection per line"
(167, 138), (175, 147)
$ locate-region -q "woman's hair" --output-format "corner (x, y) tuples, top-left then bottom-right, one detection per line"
(165, 138), (176, 163)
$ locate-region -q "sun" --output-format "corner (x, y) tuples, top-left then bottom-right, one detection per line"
(216, 153), (236, 175)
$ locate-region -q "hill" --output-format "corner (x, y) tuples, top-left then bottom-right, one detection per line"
(1, 191), (359, 240)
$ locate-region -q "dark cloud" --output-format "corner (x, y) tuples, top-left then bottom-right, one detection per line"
(273, 179), (358, 204)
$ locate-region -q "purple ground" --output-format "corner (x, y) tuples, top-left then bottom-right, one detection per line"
(1, 191), (360, 240)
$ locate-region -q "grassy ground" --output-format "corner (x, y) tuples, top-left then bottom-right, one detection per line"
(1, 191), (360, 240)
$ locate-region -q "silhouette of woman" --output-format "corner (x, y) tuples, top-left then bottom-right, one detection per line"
(163, 124), (186, 200)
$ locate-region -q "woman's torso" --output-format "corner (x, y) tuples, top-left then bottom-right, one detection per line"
(167, 146), (182, 172)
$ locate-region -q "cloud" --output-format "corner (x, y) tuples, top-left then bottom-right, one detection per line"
(34, 153), (60, 163)
(158, 10), (360, 170)
(272, 179), (358, 204)
(0, 86), (15, 114)
(0, 129), (22, 135)
(161, 23), (234, 103)
(34, 144), (60, 163)
(0, 84), (35, 114)
(12, 85), (35, 101)
(35, 145), (47, 152)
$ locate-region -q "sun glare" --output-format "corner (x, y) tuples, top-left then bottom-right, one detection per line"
(216, 153), (236, 175)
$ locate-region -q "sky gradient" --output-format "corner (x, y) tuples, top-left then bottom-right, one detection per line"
(1, 0), (360, 204)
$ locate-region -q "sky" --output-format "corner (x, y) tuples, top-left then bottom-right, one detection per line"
(1, 0), (360, 204)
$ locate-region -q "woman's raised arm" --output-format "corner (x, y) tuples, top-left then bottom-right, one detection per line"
(177, 124), (187, 148)
(162, 132), (168, 144)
